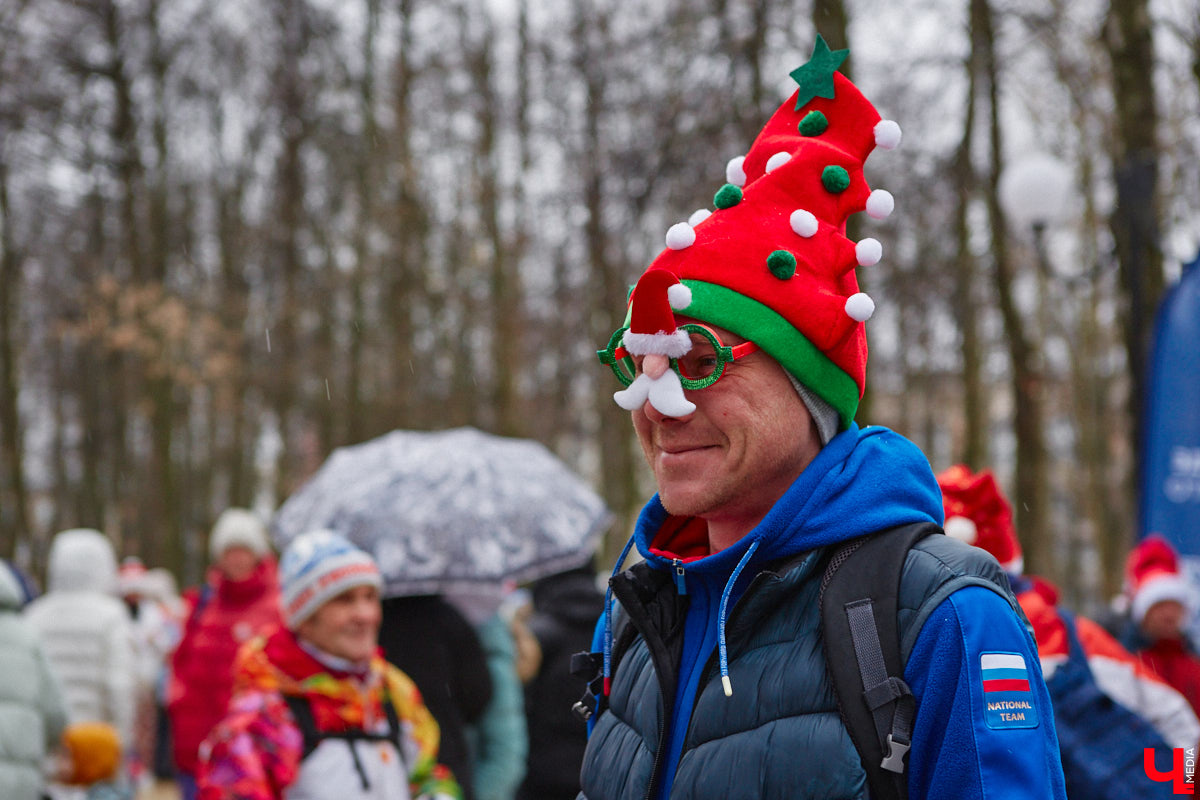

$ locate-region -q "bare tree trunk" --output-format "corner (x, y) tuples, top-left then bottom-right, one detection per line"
(575, 3), (639, 563)
(975, 0), (1053, 578)
(145, 0), (182, 567)
(0, 160), (31, 556)
(469, 16), (524, 438)
(388, 0), (425, 428)
(347, 0), (381, 444)
(951, 45), (987, 468)
(269, 0), (309, 503)
(1104, 0), (1163, 504)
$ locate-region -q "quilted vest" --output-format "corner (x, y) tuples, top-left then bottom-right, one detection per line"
(579, 533), (1015, 800)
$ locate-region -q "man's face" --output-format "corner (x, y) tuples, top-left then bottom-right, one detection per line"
(631, 322), (822, 536)
(297, 584), (382, 663)
(217, 546), (259, 582)
(1142, 599), (1187, 642)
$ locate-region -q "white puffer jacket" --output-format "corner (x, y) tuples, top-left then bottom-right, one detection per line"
(24, 529), (136, 748)
(0, 562), (68, 800)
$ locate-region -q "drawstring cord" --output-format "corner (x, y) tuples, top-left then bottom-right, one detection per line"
(603, 533), (639, 696)
(717, 540), (759, 697)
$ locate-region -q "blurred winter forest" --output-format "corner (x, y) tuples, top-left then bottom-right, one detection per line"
(1, 0), (1198, 611)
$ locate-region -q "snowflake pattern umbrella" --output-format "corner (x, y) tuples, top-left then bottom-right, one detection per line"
(270, 427), (612, 597)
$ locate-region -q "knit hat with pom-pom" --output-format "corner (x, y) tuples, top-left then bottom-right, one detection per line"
(209, 508), (271, 561)
(613, 35), (900, 429)
(1125, 534), (1195, 625)
(936, 465), (1024, 575)
(279, 529), (383, 629)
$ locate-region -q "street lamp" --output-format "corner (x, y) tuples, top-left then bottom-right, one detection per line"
(999, 153), (1073, 279)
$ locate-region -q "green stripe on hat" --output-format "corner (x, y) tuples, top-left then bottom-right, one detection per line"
(680, 280), (859, 428)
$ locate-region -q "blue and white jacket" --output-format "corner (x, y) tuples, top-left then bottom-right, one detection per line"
(579, 424), (1067, 800)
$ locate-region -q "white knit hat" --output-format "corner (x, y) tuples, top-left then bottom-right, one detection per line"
(279, 529), (383, 629)
(208, 508), (271, 561)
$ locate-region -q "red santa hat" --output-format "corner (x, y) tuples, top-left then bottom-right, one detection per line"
(1125, 534), (1195, 624)
(622, 269), (694, 357)
(936, 465), (1024, 575)
(619, 36), (899, 428)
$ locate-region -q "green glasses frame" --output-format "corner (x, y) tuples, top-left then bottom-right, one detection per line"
(596, 322), (760, 391)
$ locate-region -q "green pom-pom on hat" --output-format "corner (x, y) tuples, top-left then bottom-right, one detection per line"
(714, 183), (743, 209)
(821, 166), (850, 193)
(799, 111), (829, 137)
(766, 250), (797, 280)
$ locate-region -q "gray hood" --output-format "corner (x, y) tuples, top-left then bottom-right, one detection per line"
(46, 528), (119, 595)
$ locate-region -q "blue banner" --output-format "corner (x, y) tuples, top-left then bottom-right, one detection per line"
(1140, 253), (1200, 565)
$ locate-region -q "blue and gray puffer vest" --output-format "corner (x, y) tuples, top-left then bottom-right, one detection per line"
(578, 530), (1015, 800)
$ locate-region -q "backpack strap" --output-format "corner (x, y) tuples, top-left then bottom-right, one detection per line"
(282, 690), (406, 791)
(819, 521), (941, 800)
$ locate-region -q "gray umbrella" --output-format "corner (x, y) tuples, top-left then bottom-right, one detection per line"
(270, 427), (612, 597)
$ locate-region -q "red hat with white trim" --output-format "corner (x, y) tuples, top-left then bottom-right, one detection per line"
(620, 35), (899, 429)
(622, 269), (694, 358)
(1125, 534), (1195, 624)
(936, 465), (1024, 575)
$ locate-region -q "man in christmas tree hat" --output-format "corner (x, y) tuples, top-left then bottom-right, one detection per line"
(582, 37), (1066, 799)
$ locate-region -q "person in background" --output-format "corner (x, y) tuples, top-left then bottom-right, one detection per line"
(379, 594), (493, 800)
(0, 559), (69, 800)
(1122, 533), (1200, 717)
(516, 566), (604, 800)
(938, 465), (1200, 790)
(197, 529), (460, 800)
(117, 557), (183, 794)
(25, 529), (135, 759)
(167, 508), (282, 800)
(450, 587), (528, 800)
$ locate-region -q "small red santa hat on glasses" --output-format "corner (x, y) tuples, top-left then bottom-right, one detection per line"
(613, 269), (696, 417)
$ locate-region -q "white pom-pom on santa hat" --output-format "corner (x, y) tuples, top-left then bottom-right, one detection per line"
(665, 222), (696, 250)
(790, 209), (818, 238)
(944, 516), (979, 545)
(688, 208), (712, 227)
(875, 120), (902, 150)
(856, 238), (883, 266)
(845, 292), (875, 322)
(765, 151), (791, 173)
(866, 189), (895, 220)
(726, 156), (747, 187)
(667, 282), (692, 310)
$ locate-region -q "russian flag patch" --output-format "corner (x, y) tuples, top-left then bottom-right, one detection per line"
(980, 653), (1039, 729)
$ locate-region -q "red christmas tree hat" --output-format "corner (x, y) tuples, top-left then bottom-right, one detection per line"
(1125, 534), (1195, 624)
(936, 465), (1024, 574)
(628, 36), (900, 427)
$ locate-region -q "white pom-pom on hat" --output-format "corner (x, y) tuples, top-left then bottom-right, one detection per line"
(856, 238), (883, 266)
(875, 120), (902, 150)
(845, 292), (875, 322)
(688, 208), (712, 227)
(790, 209), (818, 238)
(765, 151), (791, 173)
(944, 516), (979, 545)
(667, 282), (692, 310)
(665, 222), (696, 250)
(866, 189), (895, 220)
(726, 156), (747, 187)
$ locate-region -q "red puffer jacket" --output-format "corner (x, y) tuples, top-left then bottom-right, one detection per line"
(167, 558), (282, 776)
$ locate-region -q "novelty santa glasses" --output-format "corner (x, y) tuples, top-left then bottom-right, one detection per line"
(597, 322), (760, 391)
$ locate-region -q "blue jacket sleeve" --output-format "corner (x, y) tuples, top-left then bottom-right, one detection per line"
(904, 585), (1067, 799)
